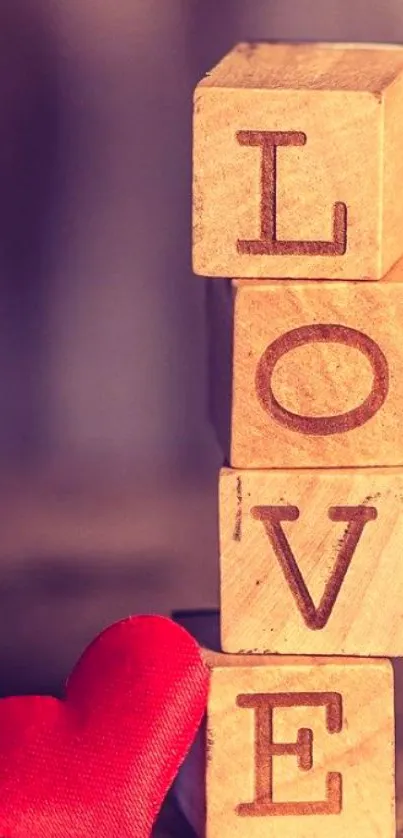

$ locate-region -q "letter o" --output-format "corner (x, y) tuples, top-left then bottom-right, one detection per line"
(255, 324), (389, 435)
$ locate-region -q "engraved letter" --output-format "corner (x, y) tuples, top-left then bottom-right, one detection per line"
(237, 692), (343, 816)
(256, 324), (389, 435)
(252, 504), (377, 629)
(236, 131), (347, 256)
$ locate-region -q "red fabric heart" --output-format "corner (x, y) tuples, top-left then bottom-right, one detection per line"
(0, 615), (209, 837)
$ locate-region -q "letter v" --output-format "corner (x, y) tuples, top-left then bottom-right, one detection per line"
(251, 505), (377, 630)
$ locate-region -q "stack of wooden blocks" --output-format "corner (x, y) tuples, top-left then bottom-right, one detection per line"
(190, 41), (403, 837)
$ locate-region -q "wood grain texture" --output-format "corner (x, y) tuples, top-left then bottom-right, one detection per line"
(205, 651), (394, 838)
(219, 467), (403, 655)
(193, 42), (403, 280)
(176, 729), (403, 838)
(230, 270), (403, 467)
(174, 613), (403, 838)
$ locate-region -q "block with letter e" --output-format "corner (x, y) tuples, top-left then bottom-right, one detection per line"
(206, 652), (394, 838)
(193, 42), (403, 280)
(230, 267), (403, 468)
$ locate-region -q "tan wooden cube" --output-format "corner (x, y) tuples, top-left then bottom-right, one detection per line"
(193, 42), (403, 280)
(230, 267), (403, 468)
(205, 651), (394, 838)
(220, 467), (403, 656)
(174, 612), (403, 838)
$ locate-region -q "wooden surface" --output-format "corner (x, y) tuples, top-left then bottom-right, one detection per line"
(220, 467), (403, 655)
(230, 273), (403, 468)
(174, 613), (403, 838)
(176, 734), (403, 838)
(205, 651), (394, 837)
(176, 713), (403, 838)
(193, 42), (403, 280)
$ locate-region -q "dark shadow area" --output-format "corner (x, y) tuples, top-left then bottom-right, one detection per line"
(154, 792), (197, 838)
(173, 609), (220, 651)
(206, 281), (233, 464)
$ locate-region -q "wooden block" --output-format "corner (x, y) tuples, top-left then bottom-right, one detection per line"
(205, 651), (394, 838)
(231, 268), (403, 467)
(193, 42), (403, 280)
(220, 467), (403, 655)
(174, 612), (403, 838)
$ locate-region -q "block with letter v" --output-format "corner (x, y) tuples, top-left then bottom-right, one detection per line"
(252, 504), (377, 631)
(220, 466), (403, 655)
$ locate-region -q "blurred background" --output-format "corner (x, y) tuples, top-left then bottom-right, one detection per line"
(0, 0), (403, 696)
(2, 3), (403, 833)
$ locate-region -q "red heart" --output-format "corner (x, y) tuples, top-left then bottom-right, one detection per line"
(0, 615), (209, 837)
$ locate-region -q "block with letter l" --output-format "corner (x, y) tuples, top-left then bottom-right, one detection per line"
(205, 652), (394, 838)
(193, 42), (403, 280)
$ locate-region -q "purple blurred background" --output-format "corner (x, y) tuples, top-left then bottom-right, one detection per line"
(0, 1), (403, 696)
(2, 0), (402, 472)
